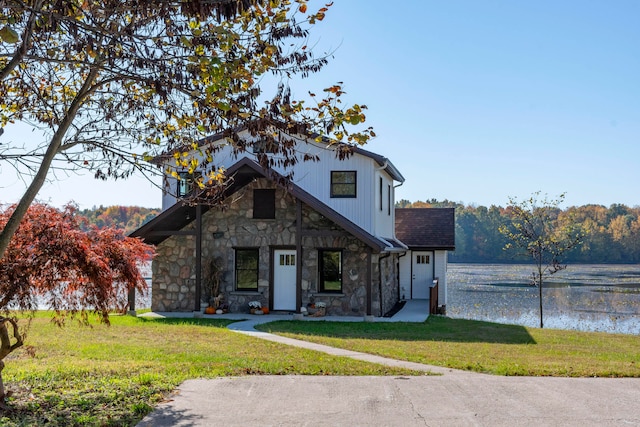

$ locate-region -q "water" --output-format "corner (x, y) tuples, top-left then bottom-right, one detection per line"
(447, 263), (640, 334)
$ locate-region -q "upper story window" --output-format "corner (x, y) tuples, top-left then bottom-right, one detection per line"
(388, 184), (392, 216)
(253, 189), (276, 219)
(330, 171), (357, 198)
(253, 138), (278, 154)
(379, 177), (383, 211)
(177, 172), (195, 198)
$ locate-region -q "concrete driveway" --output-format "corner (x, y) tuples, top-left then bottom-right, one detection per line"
(138, 375), (640, 426)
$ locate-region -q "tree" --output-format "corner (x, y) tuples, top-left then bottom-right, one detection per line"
(78, 205), (160, 233)
(499, 192), (584, 328)
(0, 202), (154, 403)
(0, 0), (374, 260)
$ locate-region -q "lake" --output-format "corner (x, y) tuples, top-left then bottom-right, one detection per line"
(447, 263), (640, 335)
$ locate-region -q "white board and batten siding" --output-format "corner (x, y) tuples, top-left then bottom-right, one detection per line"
(161, 140), (254, 210)
(294, 147), (376, 234)
(373, 171), (395, 237)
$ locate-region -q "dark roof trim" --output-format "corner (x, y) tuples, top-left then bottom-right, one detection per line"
(128, 200), (204, 245)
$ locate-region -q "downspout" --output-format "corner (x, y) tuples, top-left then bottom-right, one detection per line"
(378, 251), (391, 316)
(391, 180), (404, 240)
(375, 160), (388, 171)
(397, 251), (407, 301)
(393, 179), (406, 301)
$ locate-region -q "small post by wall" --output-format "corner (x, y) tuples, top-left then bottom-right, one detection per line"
(295, 199), (302, 314)
(366, 250), (372, 316)
(194, 204), (202, 313)
(127, 286), (136, 316)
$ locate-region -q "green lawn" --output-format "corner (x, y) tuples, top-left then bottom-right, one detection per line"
(1, 314), (416, 427)
(256, 316), (640, 377)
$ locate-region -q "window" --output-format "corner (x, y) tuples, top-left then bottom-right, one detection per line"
(388, 184), (391, 215)
(253, 189), (276, 219)
(319, 250), (342, 292)
(177, 171), (195, 197)
(235, 248), (259, 291)
(279, 253), (295, 266)
(253, 138), (278, 154)
(416, 254), (430, 264)
(330, 171), (357, 198)
(379, 177), (383, 211)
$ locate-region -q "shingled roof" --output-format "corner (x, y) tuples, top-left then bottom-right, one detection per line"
(395, 208), (455, 250)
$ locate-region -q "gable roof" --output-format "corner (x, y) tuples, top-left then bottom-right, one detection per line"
(150, 126), (405, 183)
(130, 157), (396, 252)
(394, 208), (456, 250)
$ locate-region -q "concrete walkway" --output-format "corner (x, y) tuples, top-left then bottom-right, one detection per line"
(137, 302), (640, 426)
(141, 300), (447, 373)
(139, 299), (431, 323)
(225, 300), (456, 376)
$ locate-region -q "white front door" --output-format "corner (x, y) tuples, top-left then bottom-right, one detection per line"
(273, 249), (297, 311)
(411, 251), (433, 299)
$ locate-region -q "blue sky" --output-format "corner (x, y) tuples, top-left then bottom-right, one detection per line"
(2, 0), (639, 209)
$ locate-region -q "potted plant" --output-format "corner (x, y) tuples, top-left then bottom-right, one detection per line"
(248, 300), (262, 314)
(312, 301), (326, 317)
(204, 257), (223, 312)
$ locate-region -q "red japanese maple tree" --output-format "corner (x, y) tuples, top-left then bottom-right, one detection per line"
(0, 203), (154, 402)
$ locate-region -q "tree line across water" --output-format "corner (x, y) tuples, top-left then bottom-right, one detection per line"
(78, 206), (161, 234)
(74, 201), (640, 264)
(397, 199), (640, 264)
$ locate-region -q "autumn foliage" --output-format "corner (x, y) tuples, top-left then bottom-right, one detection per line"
(0, 202), (154, 401)
(398, 198), (640, 264)
(0, 203), (154, 320)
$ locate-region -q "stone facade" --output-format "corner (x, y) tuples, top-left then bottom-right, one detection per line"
(151, 179), (399, 316)
(152, 235), (196, 311)
(378, 254), (400, 316)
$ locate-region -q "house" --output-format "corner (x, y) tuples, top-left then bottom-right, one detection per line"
(130, 128), (454, 317)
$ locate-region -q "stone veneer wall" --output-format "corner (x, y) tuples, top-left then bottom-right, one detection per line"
(151, 178), (390, 316)
(152, 235), (196, 311)
(378, 254), (400, 316)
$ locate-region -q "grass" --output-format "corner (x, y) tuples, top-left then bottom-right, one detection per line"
(1, 314), (416, 427)
(255, 316), (640, 377)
